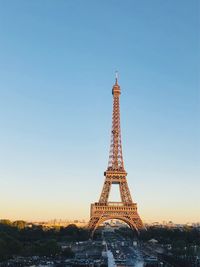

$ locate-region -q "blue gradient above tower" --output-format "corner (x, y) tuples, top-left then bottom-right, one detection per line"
(0, 0), (199, 223)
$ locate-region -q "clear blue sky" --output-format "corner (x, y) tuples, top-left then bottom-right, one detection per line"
(0, 0), (199, 223)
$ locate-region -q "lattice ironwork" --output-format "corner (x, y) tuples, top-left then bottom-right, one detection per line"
(107, 79), (124, 171)
(88, 77), (144, 236)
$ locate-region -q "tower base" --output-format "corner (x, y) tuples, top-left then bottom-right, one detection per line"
(88, 202), (144, 237)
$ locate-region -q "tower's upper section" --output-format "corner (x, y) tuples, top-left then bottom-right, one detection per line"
(112, 77), (121, 96)
(107, 76), (125, 172)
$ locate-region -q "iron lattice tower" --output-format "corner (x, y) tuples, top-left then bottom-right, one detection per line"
(88, 76), (144, 236)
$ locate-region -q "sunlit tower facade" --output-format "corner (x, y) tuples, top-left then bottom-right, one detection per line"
(88, 76), (144, 236)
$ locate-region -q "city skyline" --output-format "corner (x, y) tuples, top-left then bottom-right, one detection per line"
(0, 1), (199, 224)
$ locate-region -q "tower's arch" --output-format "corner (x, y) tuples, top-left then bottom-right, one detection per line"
(91, 215), (139, 237)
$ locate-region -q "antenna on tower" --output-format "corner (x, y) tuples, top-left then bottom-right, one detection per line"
(115, 71), (119, 84)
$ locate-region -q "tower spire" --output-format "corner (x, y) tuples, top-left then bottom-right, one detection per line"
(108, 74), (124, 171)
(115, 71), (119, 84)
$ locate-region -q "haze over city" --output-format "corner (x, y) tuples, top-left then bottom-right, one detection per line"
(0, 0), (199, 224)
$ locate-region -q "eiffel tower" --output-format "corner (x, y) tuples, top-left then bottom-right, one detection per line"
(88, 75), (144, 236)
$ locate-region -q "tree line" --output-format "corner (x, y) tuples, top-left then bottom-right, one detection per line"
(0, 219), (89, 261)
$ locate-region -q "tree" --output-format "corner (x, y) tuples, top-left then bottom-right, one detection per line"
(0, 239), (8, 260)
(0, 219), (12, 225)
(34, 240), (61, 256)
(13, 220), (26, 229)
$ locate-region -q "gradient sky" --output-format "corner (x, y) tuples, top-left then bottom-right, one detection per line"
(0, 0), (199, 223)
